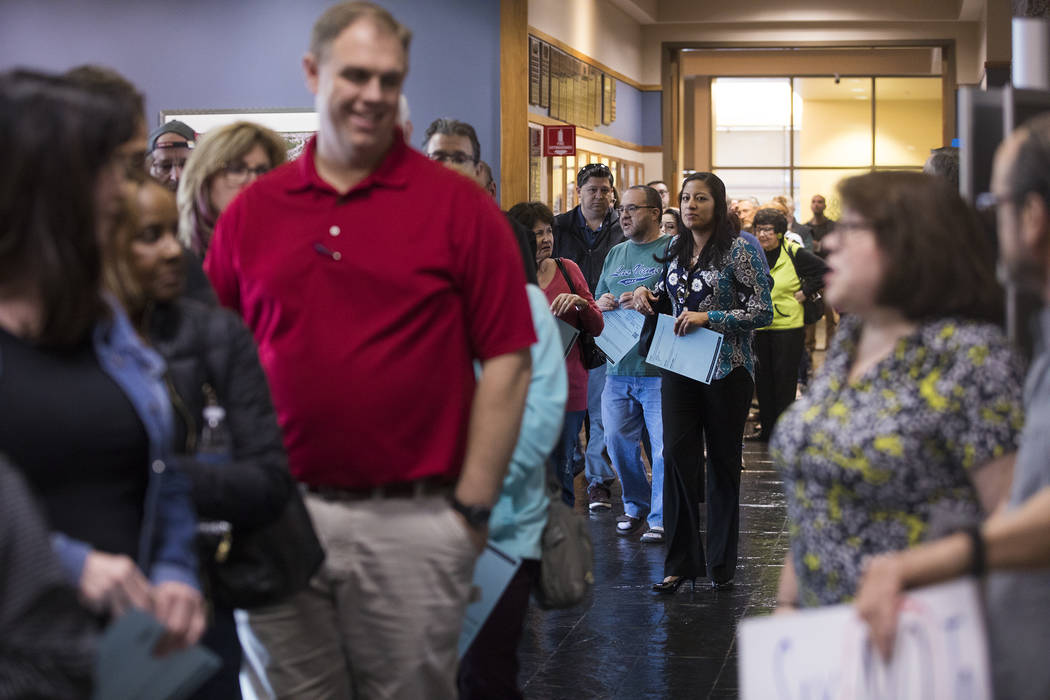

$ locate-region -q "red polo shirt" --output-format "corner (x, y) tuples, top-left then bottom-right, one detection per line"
(205, 136), (536, 488)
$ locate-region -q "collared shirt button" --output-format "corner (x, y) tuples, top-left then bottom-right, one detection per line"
(329, 225), (340, 236)
(333, 252), (342, 261)
(152, 459), (166, 474)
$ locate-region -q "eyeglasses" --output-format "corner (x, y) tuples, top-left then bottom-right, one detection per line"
(578, 163), (611, 178)
(830, 220), (874, 238)
(753, 225), (777, 235)
(149, 157), (188, 178)
(616, 204), (658, 216)
(577, 162), (613, 188)
(428, 151), (475, 166)
(222, 162), (270, 185)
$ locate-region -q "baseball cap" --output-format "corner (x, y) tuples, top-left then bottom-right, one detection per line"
(148, 120), (195, 153)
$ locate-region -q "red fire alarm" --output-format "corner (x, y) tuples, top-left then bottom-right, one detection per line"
(543, 125), (576, 156)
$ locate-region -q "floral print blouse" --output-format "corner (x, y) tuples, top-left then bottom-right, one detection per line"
(654, 236), (772, 380)
(771, 314), (1025, 606)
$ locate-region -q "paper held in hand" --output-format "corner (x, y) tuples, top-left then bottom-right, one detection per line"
(592, 308), (646, 365)
(737, 578), (992, 700)
(644, 314), (723, 384)
(555, 318), (579, 358)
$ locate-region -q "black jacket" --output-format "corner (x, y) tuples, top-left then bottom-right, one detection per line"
(146, 298), (292, 530)
(552, 206), (625, 295)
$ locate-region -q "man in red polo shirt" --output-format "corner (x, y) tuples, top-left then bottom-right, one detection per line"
(204, 3), (535, 698)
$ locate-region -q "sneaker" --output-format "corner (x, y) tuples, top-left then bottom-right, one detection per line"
(616, 515), (644, 536)
(640, 526), (665, 543)
(587, 483), (612, 511)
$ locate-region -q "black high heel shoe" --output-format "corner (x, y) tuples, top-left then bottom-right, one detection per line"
(651, 576), (696, 594)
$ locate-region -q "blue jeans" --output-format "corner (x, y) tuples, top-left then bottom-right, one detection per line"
(584, 364), (616, 487)
(550, 410), (587, 506)
(601, 375), (664, 527)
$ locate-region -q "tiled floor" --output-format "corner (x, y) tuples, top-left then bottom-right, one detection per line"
(518, 439), (788, 700)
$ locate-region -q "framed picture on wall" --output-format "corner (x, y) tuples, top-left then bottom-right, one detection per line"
(157, 108), (319, 159)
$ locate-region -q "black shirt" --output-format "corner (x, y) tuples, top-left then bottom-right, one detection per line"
(0, 327), (149, 560)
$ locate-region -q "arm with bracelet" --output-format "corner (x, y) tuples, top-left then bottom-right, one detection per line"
(856, 485), (1050, 658)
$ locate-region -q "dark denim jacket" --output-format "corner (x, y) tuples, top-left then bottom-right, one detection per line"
(40, 300), (199, 589)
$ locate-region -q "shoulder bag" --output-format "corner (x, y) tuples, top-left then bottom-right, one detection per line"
(533, 475), (594, 609)
(552, 258), (607, 370)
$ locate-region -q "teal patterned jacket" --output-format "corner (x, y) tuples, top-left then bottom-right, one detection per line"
(654, 235), (773, 380)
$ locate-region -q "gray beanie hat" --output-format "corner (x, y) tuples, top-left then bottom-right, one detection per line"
(148, 120), (195, 153)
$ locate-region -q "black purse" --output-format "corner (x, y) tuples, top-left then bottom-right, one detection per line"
(203, 484), (325, 610)
(638, 289), (672, 359)
(553, 259), (607, 370)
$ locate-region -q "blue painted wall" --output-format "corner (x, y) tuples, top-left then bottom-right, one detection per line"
(0, 0), (503, 183)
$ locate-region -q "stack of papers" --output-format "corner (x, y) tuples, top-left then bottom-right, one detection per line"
(644, 314), (723, 384)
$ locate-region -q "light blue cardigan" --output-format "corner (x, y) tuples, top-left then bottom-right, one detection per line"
(485, 284), (567, 561)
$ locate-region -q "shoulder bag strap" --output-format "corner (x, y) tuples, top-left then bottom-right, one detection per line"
(553, 258), (578, 296)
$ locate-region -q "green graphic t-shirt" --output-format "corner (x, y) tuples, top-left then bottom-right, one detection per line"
(594, 235), (668, 377)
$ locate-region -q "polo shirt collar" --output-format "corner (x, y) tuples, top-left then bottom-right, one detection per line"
(289, 129), (411, 195)
(575, 206), (615, 234)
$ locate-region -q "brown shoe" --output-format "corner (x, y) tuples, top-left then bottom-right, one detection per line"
(616, 515), (644, 536)
(587, 483), (612, 512)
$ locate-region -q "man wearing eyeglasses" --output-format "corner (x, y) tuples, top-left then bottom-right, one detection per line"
(592, 185), (668, 541)
(422, 117), (482, 181)
(553, 162), (626, 511)
(147, 120), (194, 192)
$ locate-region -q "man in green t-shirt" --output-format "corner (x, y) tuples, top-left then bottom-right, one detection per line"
(594, 185), (669, 542)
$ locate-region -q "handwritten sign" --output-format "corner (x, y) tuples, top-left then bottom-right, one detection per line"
(738, 579), (992, 700)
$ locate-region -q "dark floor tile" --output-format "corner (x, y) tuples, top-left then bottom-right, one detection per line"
(613, 656), (728, 699)
(519, 440), (787, 700)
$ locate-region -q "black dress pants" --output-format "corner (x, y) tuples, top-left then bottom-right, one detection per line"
(662, 367), (754, 583)
(754, 327), (805, 440)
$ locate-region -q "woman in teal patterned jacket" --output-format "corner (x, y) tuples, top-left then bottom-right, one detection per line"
(634, 172), (773, 592)
(771, 171), (1025, 610)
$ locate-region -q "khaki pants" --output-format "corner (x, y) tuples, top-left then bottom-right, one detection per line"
(247, 493), (478, 700)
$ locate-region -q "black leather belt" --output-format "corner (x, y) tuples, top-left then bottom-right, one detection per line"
(306, 477), (454, 502)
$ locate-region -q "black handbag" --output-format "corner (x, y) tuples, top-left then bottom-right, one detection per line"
(638, 289), (672, 359)
(553, 259), (607, 370)
(785, 246), (826, 325)
(203, 484), (325, 610)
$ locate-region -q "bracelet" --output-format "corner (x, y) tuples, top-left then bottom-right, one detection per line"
(965, 526), (986, 578)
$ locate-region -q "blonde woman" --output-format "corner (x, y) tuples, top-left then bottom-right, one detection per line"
(177, 121), (287, 256)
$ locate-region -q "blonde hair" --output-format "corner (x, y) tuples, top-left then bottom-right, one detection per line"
(176, 121), (287, 254)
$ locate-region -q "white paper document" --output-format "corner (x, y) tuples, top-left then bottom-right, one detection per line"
(644, 314), (723, 384)
(592, 308), (646, 365)
(738, 578), (992, 700)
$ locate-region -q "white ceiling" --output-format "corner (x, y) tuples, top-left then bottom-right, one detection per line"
(610, 0), (976, 24)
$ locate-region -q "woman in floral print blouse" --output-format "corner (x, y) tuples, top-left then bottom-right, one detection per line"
(634, 172), (773, 592)
(771, 171), (1025, 610)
